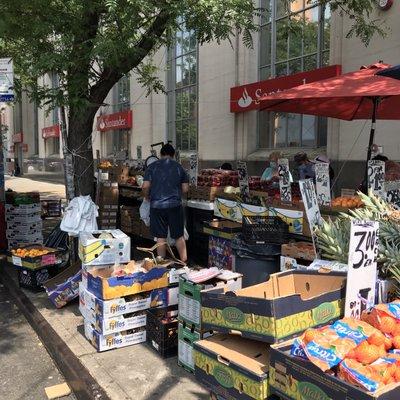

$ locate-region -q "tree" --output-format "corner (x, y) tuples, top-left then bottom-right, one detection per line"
(0, 0), (258, 197)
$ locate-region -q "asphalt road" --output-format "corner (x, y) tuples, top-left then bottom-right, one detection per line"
(0, 281), (76, 400)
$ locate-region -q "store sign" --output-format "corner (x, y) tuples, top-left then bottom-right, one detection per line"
(345, 220), (379, 319)
(97, 110), (133, 132)
(368, 160), (385, 196)
(237, 160), (250, 197)
(377, 0), (393, 11)
(189, 153), (198, 186)
(12, 132), (23, 143)
(315, 162), (331, 206)
(0, 58), (14, 102)
(42, 124), (60, 139)
(230, 64), (342, 113)
(278, 158), (291, 202)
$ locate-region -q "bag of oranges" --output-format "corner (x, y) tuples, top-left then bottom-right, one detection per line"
(362, 301), (400, 338)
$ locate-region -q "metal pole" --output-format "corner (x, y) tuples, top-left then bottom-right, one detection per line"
(364, 97), (379, 193)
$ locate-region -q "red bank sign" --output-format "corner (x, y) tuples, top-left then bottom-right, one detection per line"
(230, 65), (342, 113)
(42, 124), (60, 139)
(97, 110), (133, 132)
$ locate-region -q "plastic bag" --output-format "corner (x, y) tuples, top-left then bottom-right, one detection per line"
(140, 199), (150, 227)
(166, 227), (189, 246)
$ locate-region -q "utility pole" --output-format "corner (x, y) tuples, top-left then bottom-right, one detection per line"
(0, 106), (7, 250)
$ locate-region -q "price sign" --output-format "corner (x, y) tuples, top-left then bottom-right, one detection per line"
(136, 145), (142, 160)
(368, 160), (385, 196)
(315, 162), (331, 206)
(189, 153), (198, 186)
(385, 181), (400, 209)
(237, 160), (250, 197)
(345, 220), (379, 319)
(278, 158), (292, 202)
(299, 179), (323, 233)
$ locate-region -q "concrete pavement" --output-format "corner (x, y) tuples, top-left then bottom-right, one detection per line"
(5, 175), (66, 199)
(0, 280), (76, 400)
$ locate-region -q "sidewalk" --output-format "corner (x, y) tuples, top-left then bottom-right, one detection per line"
(5, 175), (66, 199)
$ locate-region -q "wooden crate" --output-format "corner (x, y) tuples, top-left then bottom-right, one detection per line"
(281, 242), (316, 261)
(188, 186), (225, 201)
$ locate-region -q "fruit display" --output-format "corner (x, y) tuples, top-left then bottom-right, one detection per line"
(99, 160), (112, 169)
(12, 247), (51, 258)
(197, 169), (239, 187)
(315, 191), (400, 292)
(331, 195), (364, 208)
(295, 304), (400, 392)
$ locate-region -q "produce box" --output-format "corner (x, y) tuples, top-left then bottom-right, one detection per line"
(80, 304), (147, 335)
(201, 270), (346, 343)
(6, 220), (43, 231)
(146, 306), (179, 358)
(8, 245), (63, 270)
(178, 270), (242, 330)
(194, 334), (270, 400)
(78, 229), (130, 266)
(281, 242), (316, 261)
(269, 340), (400, 400)
(178, 322), (213, 373)
(169, 265), (191, 285)
(5, 191), (40, 205)
(6, 203), (42, 214)
(86, 263), (169, 300)
(84, 320), (146, 352)
(6, 228), (42, 240)
(208, 235), (233, 270)
(79, 284), (173, 318)
(5, 212), (42, 224)
(98, 182), (119, 205)
(18, 264), (61, 292)
(44, 262), (82, 308)
(203, 219), (242, 240)
(189, 186), (226, 201)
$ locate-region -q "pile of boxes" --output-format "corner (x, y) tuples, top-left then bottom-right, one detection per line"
(177, 269), (242, 373)
(5, 191), (43, 249)
(97, 182), (118, 229)
(78, 229), (182, 352)
(120, 205), (152, 239)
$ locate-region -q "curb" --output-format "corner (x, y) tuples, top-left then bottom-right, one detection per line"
(0, 264), (111, 400)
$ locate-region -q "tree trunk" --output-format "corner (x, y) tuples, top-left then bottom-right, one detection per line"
(67, 108), (97, 198)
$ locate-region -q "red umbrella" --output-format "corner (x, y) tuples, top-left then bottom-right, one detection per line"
(259, 63), (400, 161)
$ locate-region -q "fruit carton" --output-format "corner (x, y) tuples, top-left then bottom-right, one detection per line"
(85, 263), (169, 300)
(84, 320), (146, 352)
(178, 270), (243, 330)
(201, 270), (346, 343)
(78, 229), (130, 266)
(5, 212), (42, 224)
(79, 283), (174, 318)
(269, 340), (400, 400)
(194, 334), (270, 400)
(8, 244), (63, 270)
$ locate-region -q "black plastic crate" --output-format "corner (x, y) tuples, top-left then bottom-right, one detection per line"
(146, 306), (178, 358)
(242, 215), (289, 245)
(17, 265), (60, 292)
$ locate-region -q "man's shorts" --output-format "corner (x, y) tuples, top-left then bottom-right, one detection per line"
(150, 206), (184, 240)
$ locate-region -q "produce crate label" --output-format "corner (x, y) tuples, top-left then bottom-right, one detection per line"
(12, 256), (22, 266)
(179, 338), (195, 369)
(179, 295), (200, 325)
(41, 254), (57, 266)
(278, 158), (292, 202)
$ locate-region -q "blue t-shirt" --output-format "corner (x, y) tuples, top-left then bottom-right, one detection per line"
(144, 158), (189, 209)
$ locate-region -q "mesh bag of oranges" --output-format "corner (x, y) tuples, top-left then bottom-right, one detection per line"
(296, 318), (382, 371)
(362, 301), (400, 339)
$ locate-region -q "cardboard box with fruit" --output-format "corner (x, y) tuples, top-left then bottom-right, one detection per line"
(9, 245), (63, 270)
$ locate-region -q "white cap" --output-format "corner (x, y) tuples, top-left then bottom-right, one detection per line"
(313, 154), (330, 164)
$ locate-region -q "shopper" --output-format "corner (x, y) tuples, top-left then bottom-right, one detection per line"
(142, 144), (189, 262)
(294, 152), (315, 180)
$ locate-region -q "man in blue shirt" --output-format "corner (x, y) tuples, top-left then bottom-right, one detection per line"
(142, 144), (189, 262)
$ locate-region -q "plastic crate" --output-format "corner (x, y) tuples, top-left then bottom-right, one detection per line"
(242, 215), (289, 245)
(146, 306), (178, 358)
(17, 265), (60, 292)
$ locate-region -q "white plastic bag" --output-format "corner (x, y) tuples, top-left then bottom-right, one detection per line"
(166, 227), (189, 246)
(140, 199), (151, 227)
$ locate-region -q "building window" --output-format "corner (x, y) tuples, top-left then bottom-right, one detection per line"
(103, 75), (131, 157)
(167, 23), (198, 152)
(258, 0), (330, 149)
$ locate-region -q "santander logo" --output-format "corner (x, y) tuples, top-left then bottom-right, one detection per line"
(238, 88), (253, 108)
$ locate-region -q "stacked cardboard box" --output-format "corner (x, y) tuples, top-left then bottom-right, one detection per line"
(193, 270), (347, 399)
(5, 192), (43, 249)
(120, 205), (141, 235)
(98, 182), (118, 229)
(177, 270), (242, 373)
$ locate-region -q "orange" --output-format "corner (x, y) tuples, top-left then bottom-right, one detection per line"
(303, 328), (320, 344)
(355, 343), (382, 365)
(346, 349), (357, 359)
(384, 336), (393, 351)
(379, 315), (398, 335)
(392, 336), (400, 349)
(368, 332), (386, 347)
(395, 368), (400, 382)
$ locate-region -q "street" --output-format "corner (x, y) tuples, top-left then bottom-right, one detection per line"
(0, 281), (75, 400)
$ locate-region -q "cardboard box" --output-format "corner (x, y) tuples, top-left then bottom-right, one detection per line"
(169, 266), (191, 285)
(6, 220), (43, 231)
(78, 229), (130, 266)
(178, 322), (213, 372)
(8, 245), (63, 270)
(6, 203), (42, 214)
(6, 228), (42, 240)
(269, 340), (400, 400)
(86, 264), (169, 300)
(281, 242), (316, 261)
(5, 213), (42, 224)
(203, 219), (242, 240)
(178, 271), (243, 330)
(79, 284), (174, 317)
(194, 334), (270, 400)
(98, 182), (119, 205)
(44, 263), (82, 308)
(201, 270), (346, 343)
(208, 236), (233, 270)
(84, 320), (146, 352)
(5, 191), (41, 205)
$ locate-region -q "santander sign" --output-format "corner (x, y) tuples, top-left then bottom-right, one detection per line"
(230, 65), (342, 113)
(97, 110), (133, 132)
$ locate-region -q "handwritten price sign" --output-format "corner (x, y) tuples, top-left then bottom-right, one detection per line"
(368, 160), (385, 196)
(189, 153), (198, 186)
(345, 220), (379, 319)
(315, 162), (331, 206)
(237, 160), (250, 198)
(278, 158), (292, 202)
